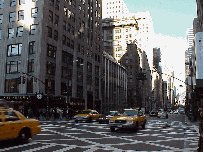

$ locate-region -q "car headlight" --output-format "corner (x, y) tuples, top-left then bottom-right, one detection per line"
(109, 120), (114, 123)
(126, 121), (133, 124)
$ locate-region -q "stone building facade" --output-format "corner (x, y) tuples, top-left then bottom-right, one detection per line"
(0, 0), (103, 112)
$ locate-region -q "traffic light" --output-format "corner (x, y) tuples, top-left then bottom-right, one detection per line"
(22, 76), (26, 84)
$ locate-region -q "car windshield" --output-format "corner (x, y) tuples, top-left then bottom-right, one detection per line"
(121, 110), (137, 116)
(81, 111), (91, 114)
(159, 111), (165, 114)
(108, 111), (117, 116)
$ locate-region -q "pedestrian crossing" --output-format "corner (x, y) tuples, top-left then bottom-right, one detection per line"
(0, 120), (199, 152)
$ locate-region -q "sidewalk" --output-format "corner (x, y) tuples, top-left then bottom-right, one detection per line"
(184, 114), (200, 126)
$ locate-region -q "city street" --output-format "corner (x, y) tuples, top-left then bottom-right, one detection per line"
(0, 114), (199, 152)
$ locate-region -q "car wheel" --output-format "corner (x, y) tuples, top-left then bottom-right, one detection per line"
(99, 121), (102, 124)
(134, 122), (138, 131)
(142, 121), (146, 129)
(75, 120), (78, 123)
(18, 129), (30, 142)
(87, 117), (92, 123)
(110, 127), (115, 132)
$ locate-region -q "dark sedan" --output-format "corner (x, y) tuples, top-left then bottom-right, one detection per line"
(98, 111), (119, 124)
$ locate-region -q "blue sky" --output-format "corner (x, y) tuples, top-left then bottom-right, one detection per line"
(124, 0), (197, 38)
(124, 0), (197, 92)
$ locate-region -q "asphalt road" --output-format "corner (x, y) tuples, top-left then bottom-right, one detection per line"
(0, 114), (200, 152)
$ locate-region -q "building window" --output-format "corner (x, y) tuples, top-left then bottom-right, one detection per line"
(95, 66), (99, 75)
(31, 7), (38, 18)
(63, 20), (66, 30)
(67, 38), (70, 47)
(62, 51), (73, 65)
(28, 59), (34, 72)
(76, 57), (83, 69)
(48, 10), (53, 22)
(67, 23), (70, 33)
(10, 0), (16, 6)
(62, 35), (66, 45)
(0, 1), (4, 8)
(81, 46), (84, 54)
(71, 40), (74, 49)
(17, 26), (23, 37)
(19, 0), (25, 5)
(50, 0), (54, 5)
(6, 60), (21, 74)
(77, 72), (83, 82)
(29, 41), (35, 54)
(54, 14), (59, 26)
(30, 24), (37, 35)
(0, 14), (3, 24)
(77, 44), (80, 52)
(71, 26), (74, 35)
(87, 62), (92, 72)
(54, 30), (58, 41)
(0, 29), (2, 39)
(77, 85), (83, 98)
(27, 77), (33, 93)
(8, 28), (14, 38)
(47, 43), (56, 59)
(47, 26), (52, 38)
(5, 78), (20, 93)
(7, 44), (22, 56)
(55, 0), (59, 10)
(46, 61), (56, 76)
(18, 10), (24, 20)
(9, 12), (15, 22)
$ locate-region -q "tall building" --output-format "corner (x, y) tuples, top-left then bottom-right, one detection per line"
(130, 11), (154, 69)
(186, 27), (194, 47)
(120, 43), (141, 108)
(102, 0), (129, 19)
(186, 27), (194, 58)
(0, 0), (103, 112)
(152, 48), (163, 109)
(101, 51), (127, 113)
(196, 0), (203, 32)
(102, 17), (139, 62)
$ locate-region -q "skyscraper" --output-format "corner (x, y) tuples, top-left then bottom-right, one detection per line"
(0, 0), (103, 111)
(102, 0), (129, 19)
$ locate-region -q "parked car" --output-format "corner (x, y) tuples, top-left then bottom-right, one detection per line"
(149, 110), (158, 116)
(74, 109), (101, 123)
(174, 109), (179, 114)
(157, 110), (168, 118)
(109, 108), (146, 132)
(98, 111), (119, 124)
(178, 108), (185, 114)
(0, 108), (41, 142)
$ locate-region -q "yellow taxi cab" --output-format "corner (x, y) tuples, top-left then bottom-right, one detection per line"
(0, 108), (41, 142)
(74, 109), (101, 123)
(109, 108), (146, 132)
(149, 109), (158, 116)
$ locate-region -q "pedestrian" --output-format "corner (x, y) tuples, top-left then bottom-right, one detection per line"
(59, 108), (63, 120)
(27, 107), (33, 118)
(197, 108), (203, 152)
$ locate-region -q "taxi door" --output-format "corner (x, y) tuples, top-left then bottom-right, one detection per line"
(1, 110), (22, 139)
(0, 110), (13, 140)
(92, 111), (100, 120)
(138, 111), (145, 126)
